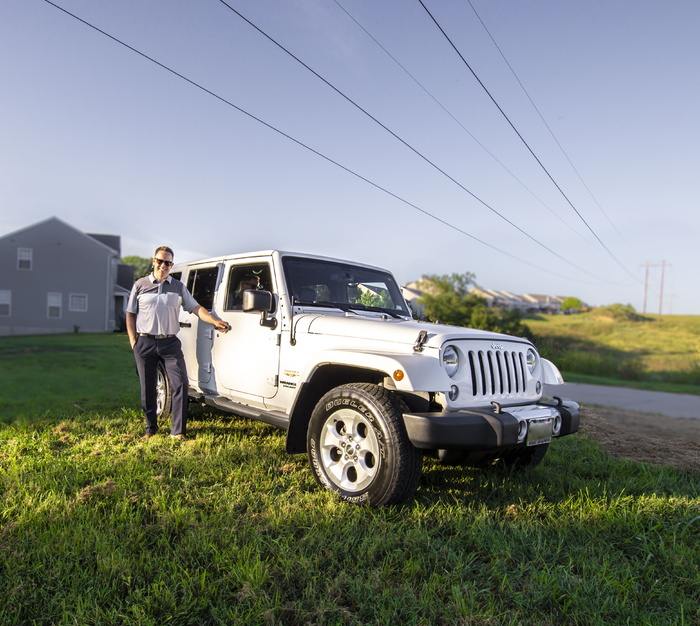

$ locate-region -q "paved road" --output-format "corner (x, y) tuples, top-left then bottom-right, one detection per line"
(544, 382), (699, 419)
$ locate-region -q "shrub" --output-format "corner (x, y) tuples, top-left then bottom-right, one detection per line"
(592, 304), (650, 323)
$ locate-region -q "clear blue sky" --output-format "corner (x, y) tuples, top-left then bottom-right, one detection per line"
(2, 0), (699, 314)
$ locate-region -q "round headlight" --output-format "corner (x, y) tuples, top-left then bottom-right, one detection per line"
(526, 348), (538, 374)
(442, 345), (459, 378)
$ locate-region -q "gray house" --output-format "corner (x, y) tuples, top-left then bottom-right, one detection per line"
(0, 217), (133, 336)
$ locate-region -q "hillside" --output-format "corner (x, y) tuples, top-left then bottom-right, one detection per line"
(525, 306), (700, 391)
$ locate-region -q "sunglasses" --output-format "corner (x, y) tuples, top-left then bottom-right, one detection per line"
(154, 258), (173, 267)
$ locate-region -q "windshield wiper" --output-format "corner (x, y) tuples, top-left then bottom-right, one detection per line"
(294, 299), (402, 318)
(346, 303), (402, 319)
(294, 300), (358, 314)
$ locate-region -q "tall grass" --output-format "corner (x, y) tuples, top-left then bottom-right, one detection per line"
(1, 334), (699, 624)
(528, 310), (700, 392)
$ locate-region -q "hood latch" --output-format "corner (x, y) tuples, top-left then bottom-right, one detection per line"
(413, 330), (429, 353)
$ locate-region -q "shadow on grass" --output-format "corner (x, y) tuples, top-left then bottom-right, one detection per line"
(185, 404), (698, 507)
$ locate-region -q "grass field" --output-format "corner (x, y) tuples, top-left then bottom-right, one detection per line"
(527, 307), (700, 393)
(0, 332), (137, 423)
(1, 333), (699, 625)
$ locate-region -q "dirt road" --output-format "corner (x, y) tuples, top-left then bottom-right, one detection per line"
(580, 406), (699, 472)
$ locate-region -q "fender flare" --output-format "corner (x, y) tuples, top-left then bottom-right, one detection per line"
(284, 350), (449, 454)
(295, 349), (449, 393)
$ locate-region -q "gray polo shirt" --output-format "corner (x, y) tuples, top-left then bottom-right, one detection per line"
(126, 274), (199, 336)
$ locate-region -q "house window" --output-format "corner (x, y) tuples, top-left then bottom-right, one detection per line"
(0, 290), (10, 317)
(47, 292), (62, 319)
(69, 293), (88, 312)
(18, 248), (33, 270)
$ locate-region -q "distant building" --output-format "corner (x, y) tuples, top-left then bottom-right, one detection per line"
(402, 280), (573, 318)
(521, 294), (566, 315)
(0, 217), (134, 336)
(401, 284), (426, 317)
(469, 287), (531, 312)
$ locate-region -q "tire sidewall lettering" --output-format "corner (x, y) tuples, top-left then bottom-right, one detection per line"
(324, 396), (387, 458)
(309, 438), (332, 490)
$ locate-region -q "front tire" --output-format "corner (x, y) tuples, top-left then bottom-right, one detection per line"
(307, 383), (422, 507)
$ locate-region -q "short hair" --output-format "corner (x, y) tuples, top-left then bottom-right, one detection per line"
(240, 273), (259, 286)
(154, 246), (174, 258)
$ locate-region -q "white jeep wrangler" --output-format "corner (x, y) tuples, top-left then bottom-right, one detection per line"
(160, 250), (579, 506)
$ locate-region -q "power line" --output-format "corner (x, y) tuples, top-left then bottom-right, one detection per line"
(332, 0), (594, 247)
(465, 0), (629, 246)
(42, 0), (618, 284)
(418, 0), (639, 283)
(39, 0), (578, 280)
(215, 0), (612, 282)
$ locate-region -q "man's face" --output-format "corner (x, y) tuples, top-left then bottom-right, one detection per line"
(153, 251), (174, 282)
(240, 278), (258, 291)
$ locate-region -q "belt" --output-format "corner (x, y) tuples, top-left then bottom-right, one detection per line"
(139, 333), (176, 339)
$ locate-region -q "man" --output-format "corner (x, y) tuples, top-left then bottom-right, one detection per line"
(126, 246), (229, 440)
(229, 273), (260, 309)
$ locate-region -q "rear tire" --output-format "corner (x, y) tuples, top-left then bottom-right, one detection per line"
(156, 361), (172, 421)
(501, 443), (549, 468)
(307, 383), (422, 506)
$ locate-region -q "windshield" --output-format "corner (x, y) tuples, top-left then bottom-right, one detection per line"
(282, 256), (410, 316)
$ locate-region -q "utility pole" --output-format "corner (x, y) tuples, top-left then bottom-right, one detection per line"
(641, 263), (650, 314)
(640, 260), (671, 314)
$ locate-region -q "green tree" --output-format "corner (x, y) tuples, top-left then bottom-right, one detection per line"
(359, 288), (392, 309)
(418, 273), (530, 337)
(561, 297), (583, 313)
(121, 255), (152, 280)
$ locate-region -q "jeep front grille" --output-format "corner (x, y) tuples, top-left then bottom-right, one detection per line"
(466, 349), (527, 397)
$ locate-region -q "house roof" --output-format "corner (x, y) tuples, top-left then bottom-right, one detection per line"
(0, 216), (121, 257)
(522, 294), (566, 304)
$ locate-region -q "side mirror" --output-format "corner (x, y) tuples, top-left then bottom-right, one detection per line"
(242, 290), (277, 329)
(242, 290), (274, 313)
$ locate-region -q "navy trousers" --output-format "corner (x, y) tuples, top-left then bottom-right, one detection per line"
(133, 335), (189, 435)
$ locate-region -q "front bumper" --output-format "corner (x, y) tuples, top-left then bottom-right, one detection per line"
(402, 398), (580, 450)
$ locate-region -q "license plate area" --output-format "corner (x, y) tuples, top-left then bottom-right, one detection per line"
(527, 417), (553, 446)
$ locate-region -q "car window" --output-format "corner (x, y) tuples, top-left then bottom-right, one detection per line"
(224, 263), (273, 311)
(282, 256), (408, 313)
(186, 266), (219, 311)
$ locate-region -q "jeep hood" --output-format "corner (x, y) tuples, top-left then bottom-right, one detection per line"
(296, 312), (531, 349)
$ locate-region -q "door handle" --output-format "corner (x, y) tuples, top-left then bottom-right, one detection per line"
(179, 322), (192, 328)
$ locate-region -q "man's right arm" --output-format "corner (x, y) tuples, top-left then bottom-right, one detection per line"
(126, 312), (138, 349)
